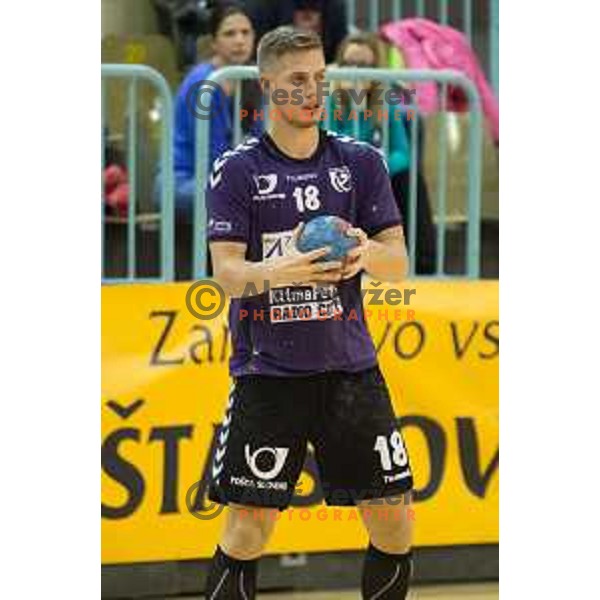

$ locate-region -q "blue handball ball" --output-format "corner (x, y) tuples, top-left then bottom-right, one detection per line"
(296, 215), (359, 262)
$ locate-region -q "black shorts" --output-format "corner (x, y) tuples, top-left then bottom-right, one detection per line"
(207, 365), (413, 510)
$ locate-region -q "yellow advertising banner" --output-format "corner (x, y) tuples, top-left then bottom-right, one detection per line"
(101, 280), (498, 564)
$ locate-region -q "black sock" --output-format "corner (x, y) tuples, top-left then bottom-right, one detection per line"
(361, 543), (413, 600)
(205, 545), (258, 599)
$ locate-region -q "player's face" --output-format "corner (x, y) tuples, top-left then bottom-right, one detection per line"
(262, 48), (326, 128)
(212, 14), (255, 66)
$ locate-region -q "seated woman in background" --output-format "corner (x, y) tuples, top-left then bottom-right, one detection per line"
(159, 4), (263, 279)
(326, 32), (436, 274)
(172, 3), (263, 219)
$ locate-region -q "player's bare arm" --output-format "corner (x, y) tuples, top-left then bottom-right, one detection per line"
(342, 225), (409, 282)
(210, 229), (344, 298)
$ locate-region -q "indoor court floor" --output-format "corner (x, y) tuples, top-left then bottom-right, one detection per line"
(182, 583), (499, 599)
(260, 584), (499, 599)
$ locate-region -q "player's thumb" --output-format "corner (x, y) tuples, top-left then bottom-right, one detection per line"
(304, 246), (332, 262)
(292, 222), (305, 246)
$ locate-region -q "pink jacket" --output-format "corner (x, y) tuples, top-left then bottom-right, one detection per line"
(380, 18), (499, 142)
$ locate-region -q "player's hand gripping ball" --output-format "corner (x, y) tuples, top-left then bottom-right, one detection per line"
(296, 215), (359, 262)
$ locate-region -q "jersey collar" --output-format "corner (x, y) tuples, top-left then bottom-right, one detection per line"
(262, 128), (327, 164)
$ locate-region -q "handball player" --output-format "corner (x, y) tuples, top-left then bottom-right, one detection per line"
(204, 26), (414, 599)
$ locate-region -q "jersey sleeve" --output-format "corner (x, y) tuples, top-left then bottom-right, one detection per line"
(205, 153), (250, 243)
(355, 146), (403, 237)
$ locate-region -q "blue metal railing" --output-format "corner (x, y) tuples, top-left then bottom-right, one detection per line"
(490, 0), (499, 95)
(101, 64), (174, 282)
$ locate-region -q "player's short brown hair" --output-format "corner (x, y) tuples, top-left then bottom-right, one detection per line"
(257, 26), (323, 73)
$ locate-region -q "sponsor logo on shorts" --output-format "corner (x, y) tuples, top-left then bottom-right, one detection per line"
(383, 471), (412, 484)
(244, 444), (289, 480)
(230, 475), (288, 491)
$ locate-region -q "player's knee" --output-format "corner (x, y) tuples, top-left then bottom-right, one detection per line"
(368, 518), (413, 555)
(362, 502), (414, 555)
(221, 505), (274, 559)
(222, 519), (267, 558)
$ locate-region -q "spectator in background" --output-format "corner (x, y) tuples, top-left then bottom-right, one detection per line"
(173, 4), (262, 213)
(164, 3), (263, 278)
(153, 1), (216, 70)
(326, 32), (436, 274)
(245, 0), (347, 64)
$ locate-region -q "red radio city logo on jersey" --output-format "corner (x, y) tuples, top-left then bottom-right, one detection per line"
(185, 278), (417, 323)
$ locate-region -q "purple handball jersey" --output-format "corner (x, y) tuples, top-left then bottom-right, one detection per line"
(206, 129), (403, 377)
